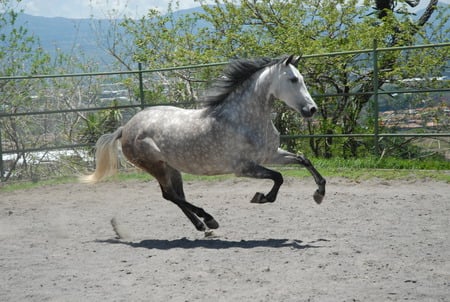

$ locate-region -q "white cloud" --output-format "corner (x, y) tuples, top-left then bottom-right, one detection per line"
(20, 0), (204, 19)
(20, 0), (450, 19)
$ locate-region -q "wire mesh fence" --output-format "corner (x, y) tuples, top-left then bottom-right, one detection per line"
(1, 42), (449, 182)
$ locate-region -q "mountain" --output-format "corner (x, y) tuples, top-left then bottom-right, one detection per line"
(15, 6), (208, 66)
(15, 14), (120, 65)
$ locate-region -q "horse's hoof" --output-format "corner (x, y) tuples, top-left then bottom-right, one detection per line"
(250, 192), (268, 203)
(313, 190), (324, 204)
(195, 222), (206, 231)
(205, 218), (219, 229)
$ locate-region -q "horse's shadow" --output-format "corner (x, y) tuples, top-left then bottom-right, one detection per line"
(96, 237), (329, 250)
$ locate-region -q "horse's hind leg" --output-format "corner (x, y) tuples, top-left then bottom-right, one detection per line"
(161, 183), (206, 231)
(164, 166), (219, 230)
(151, 163), (219, 231)
(124, 136), (218, 231)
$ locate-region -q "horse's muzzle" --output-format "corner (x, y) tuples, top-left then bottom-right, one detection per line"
(301, 105), (317, 118)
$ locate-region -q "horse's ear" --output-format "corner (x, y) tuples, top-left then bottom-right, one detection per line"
(292, 55), (301, 67)
(284, 54), (301, 67)
(284, 54), (295, 66)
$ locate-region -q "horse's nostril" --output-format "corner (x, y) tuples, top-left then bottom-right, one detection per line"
(301, 106), (316, 118)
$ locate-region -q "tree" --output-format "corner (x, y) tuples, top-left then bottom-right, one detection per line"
(196, 0), (448, 157)
(0, 0), (116, 181)
(0, 0), (53, 180)
(123, 0), (448, 158)
(120, 2), (217, 106)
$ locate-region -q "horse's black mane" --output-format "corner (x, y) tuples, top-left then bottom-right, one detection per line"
(201, 56), (287, 108)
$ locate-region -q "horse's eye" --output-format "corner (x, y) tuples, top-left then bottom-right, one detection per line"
(290, 77), (299, 83)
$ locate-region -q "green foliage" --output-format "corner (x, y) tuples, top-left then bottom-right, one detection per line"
(80, 101), (122, 147)
(119, 0), (449, 160)
(0, 1), (55, 181)
(121, 2), (210, 67)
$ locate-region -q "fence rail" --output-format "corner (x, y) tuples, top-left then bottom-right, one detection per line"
(1, 41), (449, 181)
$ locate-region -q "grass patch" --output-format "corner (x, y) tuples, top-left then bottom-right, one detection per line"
(311, 156), (450, 170)
(279, 156), (450, 182)
(278, 166), (450, 182)
(0, 176), (79, 192)
(1, 157), (449, 192)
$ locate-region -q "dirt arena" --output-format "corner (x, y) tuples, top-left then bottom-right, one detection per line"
(1, 176), (449, 301)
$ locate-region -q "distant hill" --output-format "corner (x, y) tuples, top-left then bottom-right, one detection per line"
(15, 14), (120, 65)
(14, 6), (208, 66)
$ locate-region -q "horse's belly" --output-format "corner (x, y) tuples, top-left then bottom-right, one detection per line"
(176, 164), (234, 176)
(162, 146), (236, 176)
(162, 139), (278, 176)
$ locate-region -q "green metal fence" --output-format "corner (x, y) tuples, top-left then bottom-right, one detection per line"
(302, 41), (450, 154)
(1, 41), (449, 181)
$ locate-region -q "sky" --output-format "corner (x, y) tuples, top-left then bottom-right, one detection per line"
(19, 0), (450, 19)
(19, 0), (205, 19)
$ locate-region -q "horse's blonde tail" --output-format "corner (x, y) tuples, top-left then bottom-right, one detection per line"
(80, 127), (123, 184)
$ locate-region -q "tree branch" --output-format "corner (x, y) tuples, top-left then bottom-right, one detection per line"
(417, 0), (439, 27)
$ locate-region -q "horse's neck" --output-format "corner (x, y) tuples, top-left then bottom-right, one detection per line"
(221, 70), (274, 122)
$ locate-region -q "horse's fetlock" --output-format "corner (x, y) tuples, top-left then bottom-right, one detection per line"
(195, 222), (206, 232)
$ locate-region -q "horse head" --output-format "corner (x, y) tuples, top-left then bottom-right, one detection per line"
(269, 55), (318, 118)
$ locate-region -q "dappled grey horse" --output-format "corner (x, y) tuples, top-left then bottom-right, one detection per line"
(82, 55), (326, 232)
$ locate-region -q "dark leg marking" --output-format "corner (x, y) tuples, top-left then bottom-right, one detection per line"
(296, 154), (326, 204)
(239, 162), (284, 204)
(267, 149), (326, 204)
(140, 160), (218, 231)
(168, 166), (219, 229)
(160, 185), (206, 231)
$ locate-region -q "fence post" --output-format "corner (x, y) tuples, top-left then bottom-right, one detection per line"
(138, 62), (145, 110)
(372, 39), (380, 155)
(0, 123), (3, 182)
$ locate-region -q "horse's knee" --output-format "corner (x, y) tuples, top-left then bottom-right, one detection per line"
(161, 190), (172, 201)
(297, 154), (312, 167)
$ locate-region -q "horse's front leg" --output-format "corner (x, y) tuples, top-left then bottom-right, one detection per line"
(237, 162), (284, 204)
(270, 148), (326, 204)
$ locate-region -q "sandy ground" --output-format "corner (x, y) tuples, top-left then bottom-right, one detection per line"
(0, 176), (449, 302)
